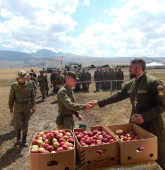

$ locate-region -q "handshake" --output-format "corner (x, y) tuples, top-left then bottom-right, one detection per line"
(85, 100), (98, 110)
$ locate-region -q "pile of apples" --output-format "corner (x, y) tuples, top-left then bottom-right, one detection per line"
(74, 129), (116, 147)
(115, 130), (145, 142)
(30, 130), (74, 154)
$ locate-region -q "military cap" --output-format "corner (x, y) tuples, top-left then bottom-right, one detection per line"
(18, 70), (27, 78)
(66, 71), (79, 80)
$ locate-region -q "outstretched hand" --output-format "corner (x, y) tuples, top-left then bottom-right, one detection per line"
(86, 100), (98, 110)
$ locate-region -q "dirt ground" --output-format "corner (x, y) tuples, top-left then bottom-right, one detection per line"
(0, 86), (111, 170)
(0, 68), (165, 170)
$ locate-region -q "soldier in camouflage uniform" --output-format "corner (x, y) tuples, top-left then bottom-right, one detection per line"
(86, 69), (91, 91)
(117, 67), (124, 90)
(29, 72), (37, 96)
(8, 70), (35, 146)
(104, 67), (110, 90)
(81, 69), (88, 92)
(94, 67), (101, 92)
(37, 70), (48, 102)
(30, 69), (37, 78)
(91, 58), (165, 169)
(56, 70), (65, 92)
(50, 69), (58, 93)
(56, 71), (92, 130)
(74, 69), (82, 92)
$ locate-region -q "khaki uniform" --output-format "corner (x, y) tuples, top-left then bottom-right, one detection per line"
(37, 74), (48, 100)
(8, 82), (35, 135)
(56, 85), (86, 130)
(98, 73), (165, 169)
(94, 70), (101, 91)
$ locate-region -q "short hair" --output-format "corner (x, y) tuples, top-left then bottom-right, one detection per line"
(130, 58), (146, 71)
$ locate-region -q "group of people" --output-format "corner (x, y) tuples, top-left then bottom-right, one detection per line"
(8, 58), (165, 169)
(94, 66), (124, 92)
(56, 58), (165, 169)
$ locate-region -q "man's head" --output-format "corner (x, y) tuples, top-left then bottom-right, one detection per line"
(18, 70), (27, 83)
(39, 70), (44, 74)
(129, 58), (146, 78)
(65, 71), (79, 88)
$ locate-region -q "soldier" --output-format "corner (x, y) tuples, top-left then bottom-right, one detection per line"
(81, 69), (88, 92)
(104, 67), (110, 90)
(30, 69), (37, 78)
(8, 70), (35, 146)
(27, 73), (37, 97)
(94, 67), (101, 92)
(117, 67), (124, 90)
(74, 69), (82, 92)
(50, 69), (58, 93)
(37, 70), (48, 102)
(56, 71), (92, 130)
(86, 69), (92, 91)
(56, 70), (65, 92)
(90, 58), (165, 169)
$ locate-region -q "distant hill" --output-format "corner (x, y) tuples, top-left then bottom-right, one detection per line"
(0, 49), (165, 68)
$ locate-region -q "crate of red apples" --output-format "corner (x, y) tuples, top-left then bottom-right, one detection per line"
(74, 125), (119, 170)
(29, 129), (75, 170)
(106, 123), (157, 165)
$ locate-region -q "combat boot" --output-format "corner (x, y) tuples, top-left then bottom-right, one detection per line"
(16, 134), (21, 145)
(21, 134), (28, 147)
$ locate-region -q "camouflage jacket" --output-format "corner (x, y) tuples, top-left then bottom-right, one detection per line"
(8, 81), (35, 109)
(57, 85), (86, 117)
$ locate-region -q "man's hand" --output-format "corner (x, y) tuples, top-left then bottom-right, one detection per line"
(31, 107), (36, 113)
(77, 115), (83, 121)
(9, 108), (14, 115)
(86, 100), (98, 110)
(131, 114), (144, 124)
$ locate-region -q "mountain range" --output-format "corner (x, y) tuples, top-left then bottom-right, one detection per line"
(0, 49), (165, 68)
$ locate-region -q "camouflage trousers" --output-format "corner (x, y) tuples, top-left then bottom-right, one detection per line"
(39, 85), (46, 98)
(13, 103), (31, 135)
(57, 116), (74, 131)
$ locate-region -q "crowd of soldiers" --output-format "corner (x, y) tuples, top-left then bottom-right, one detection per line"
(94, 67), (124, 92)
(14, 67), (124, 103)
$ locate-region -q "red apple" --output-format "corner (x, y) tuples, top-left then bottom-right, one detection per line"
(31, 148), (40, 153)
(56, 147), (64, 152)
(97, 149), (104, 155)
(32, 139), (38, 145)
(47, 145), (54, 152)
(61, 144), (68, 150)
(65, 132), (72, 136)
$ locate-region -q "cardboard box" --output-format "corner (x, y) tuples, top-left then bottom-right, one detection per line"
(106, 123), (158, 165)
(74, 126), (119, 170)
(29, 130), (75, 170)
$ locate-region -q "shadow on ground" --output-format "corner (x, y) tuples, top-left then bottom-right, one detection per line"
(0, 130), (15, 144)
(0, 144), (23, 169)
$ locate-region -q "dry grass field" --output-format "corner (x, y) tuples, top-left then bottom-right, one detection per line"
(0, 67), (165, 170)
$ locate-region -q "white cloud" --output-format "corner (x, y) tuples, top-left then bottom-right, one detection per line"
(81, 0), (90, 6)
(0, 0), (165, 57)
(71, 0), (165, 57)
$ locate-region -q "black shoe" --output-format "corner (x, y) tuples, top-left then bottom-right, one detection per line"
(21, 135), (28, 147)
(16, 134), (21, 145)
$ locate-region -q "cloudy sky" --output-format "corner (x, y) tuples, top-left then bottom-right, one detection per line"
(0, 0), (165, 57)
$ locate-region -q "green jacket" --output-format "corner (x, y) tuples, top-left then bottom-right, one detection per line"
(57, 85), (86, 117)
(8, 81), (35, 110)
(98, 73), (165, 141)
